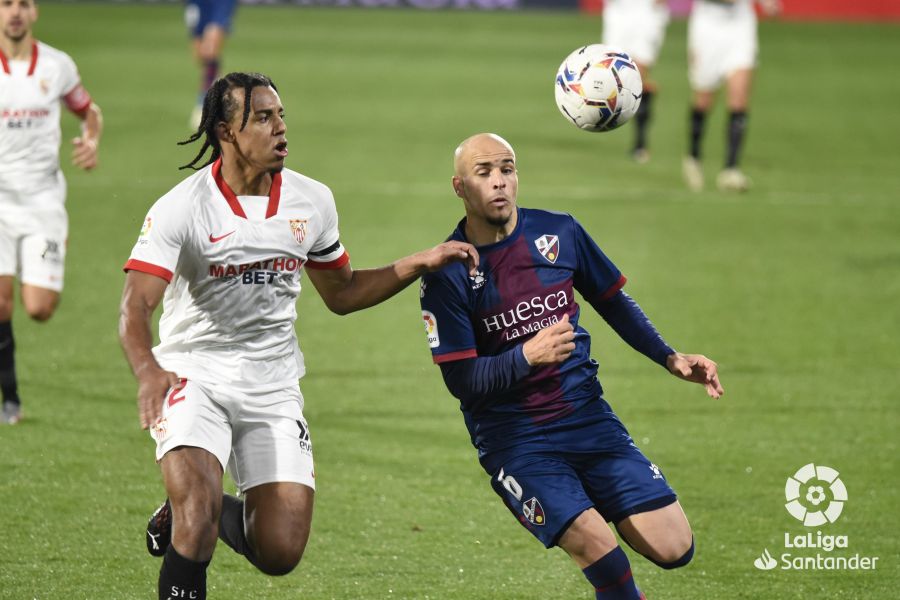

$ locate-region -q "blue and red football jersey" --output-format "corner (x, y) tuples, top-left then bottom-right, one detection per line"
(420, 207), (626, 452)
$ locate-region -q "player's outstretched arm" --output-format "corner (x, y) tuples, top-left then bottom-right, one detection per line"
(71, 102), (102, 170)
(306, 241), (479, 315)
(666, 352), (724, 399)
(118, 271), (180, 429)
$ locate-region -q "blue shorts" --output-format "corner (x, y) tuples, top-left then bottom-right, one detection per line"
(185, 0), (238, 38)
(481, 404), (677, 548)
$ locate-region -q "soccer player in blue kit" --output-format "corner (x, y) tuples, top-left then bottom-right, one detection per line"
(419, 133), (724, 599)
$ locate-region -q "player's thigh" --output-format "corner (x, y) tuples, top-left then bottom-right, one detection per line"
(616, 500), (693, 564)
(228, 385), (315, 493)
(20, 284), (60, 322)
(17, 207), (67, 314)
(0, 276), (13, 320)
(487, 452), (595, 550)
(725, 68), (754, 111)
(243, 481), (314, 570)
(153, 378), (233, 474)
(558, 508), (620, 568)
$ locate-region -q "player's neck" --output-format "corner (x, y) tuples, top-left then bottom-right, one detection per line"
(219, 159), (273, 196)
(464, 209), (518, 247)
(0, 34), (34, 60)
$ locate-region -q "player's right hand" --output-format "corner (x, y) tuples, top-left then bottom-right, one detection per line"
(522, 313), (576, 366)
(136, 368), (181, 430)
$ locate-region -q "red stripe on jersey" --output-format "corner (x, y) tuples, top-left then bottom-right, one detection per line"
(433, 349), (478, 364)
(124, 259), (174, 283)
(597, 274), (627, 301)
(211, 158), (247, 218)
(26, 42), (38, 76)
(266, 171), (282, 218)
(305, 251), (350, 270)
(212, 158), (283, 219)
(0, 50), (9, 74)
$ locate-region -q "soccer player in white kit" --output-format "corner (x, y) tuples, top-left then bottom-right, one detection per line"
(683, 0), (780, 192)
(0, 0), (102, 425)
(118, 72), (478, 600)
(602, 0), (670, 163)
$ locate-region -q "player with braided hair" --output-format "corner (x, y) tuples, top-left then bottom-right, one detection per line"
(119, 72), (479, 599)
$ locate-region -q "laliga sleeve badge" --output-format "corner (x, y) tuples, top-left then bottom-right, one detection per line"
(422, 310), (440, 348)
(523, 497), (545, 526)
(534, 235), (560, 264)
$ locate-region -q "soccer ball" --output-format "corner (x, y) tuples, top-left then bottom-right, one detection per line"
(555, 44), (643, 133)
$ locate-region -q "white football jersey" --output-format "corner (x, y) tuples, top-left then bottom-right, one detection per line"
(125, 160), (349, 392)
(0, 41), (91, 196)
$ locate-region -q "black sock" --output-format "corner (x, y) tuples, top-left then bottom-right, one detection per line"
(633, 90), (654, 152)
(726, 110), (748, 168)
(158, 546), (209, 600)
(0, 321), (19, 405)
(689, 108), (707, 159)
(219, 494), (252, 557)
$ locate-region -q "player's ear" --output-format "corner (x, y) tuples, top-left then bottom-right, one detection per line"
(215, 121), (234, 144)
(451, 176), (464, 199)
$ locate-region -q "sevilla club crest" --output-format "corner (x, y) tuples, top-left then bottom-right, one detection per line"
(289, 219), (307, 245)
(534, 234), (560, 264)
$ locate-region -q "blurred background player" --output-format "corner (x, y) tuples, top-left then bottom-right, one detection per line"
(119, 72), (477, 600)
(683, 0), (780, 192)
(601, 0), (670, 163)
(420, 133), (724, 600)
(185, 0), (237, 129)
(0, 0), (102, 424)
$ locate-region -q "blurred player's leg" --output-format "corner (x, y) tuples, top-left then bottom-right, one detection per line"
(158, 447), (223, 600)
(0, 276), (19, 424)
(559, 509), (645, 599)
(20, 284), (60, 323)
(615, 501), (695, 569)
(683, 90), (714, 192)
(190, 25), (227, 129)
(717, 68), (754, 192)
(632, 63), (654, 164)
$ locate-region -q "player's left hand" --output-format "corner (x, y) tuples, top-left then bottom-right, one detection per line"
(71, 136), (98, 170)
(666, 352), (724, 399)
(421, 241), (480, 276)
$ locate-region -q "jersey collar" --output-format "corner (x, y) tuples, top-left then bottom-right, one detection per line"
(211, 158), (282, 219)
(0, 41), (38, 76)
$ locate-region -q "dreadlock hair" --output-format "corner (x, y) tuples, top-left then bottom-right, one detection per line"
(178, 72), (278, 170)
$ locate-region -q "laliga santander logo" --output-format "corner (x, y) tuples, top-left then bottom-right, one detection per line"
(784, 463), (847, 527)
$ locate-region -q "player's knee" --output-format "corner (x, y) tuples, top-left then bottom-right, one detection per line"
(25, 303), (56, 322)
(253, 544), (304, 576)
(650, 537), (695, 570)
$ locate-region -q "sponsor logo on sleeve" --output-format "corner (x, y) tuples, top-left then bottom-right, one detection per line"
(422, 310), (440, 348)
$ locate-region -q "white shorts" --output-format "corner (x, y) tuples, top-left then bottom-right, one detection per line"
(150, 378), (315, 493)
(0, 179), (68, 292)
(602, 0), (670, 67)
(688, 3), (758, 91)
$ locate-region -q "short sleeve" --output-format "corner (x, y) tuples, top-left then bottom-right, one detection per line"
(572, 216), (626, 303)
(123, 196), (189, 283)
(57, 51), (91, 113)
(306, 185), (349, 270)
(419, 272), (478, 364)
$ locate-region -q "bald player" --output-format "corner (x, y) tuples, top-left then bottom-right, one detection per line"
(419, 133), (724, 599)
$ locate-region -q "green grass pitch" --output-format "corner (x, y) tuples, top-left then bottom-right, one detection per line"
(0, 3), (897, 598)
